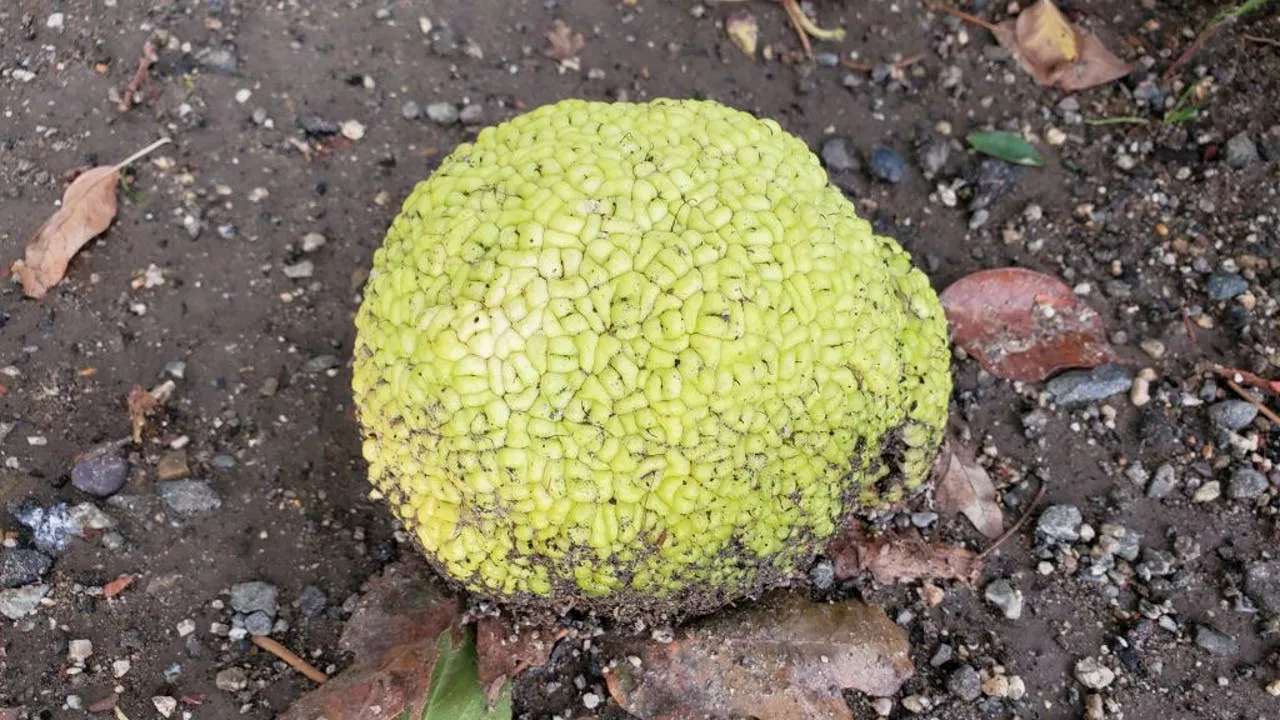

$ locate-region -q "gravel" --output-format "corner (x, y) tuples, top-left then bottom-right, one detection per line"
(158, 480), (223, 516)
(819, 137), (859, 173)
(869, 146), (906, 183)
(917, 139), (950, 177)
(243, 610), (274, 636)
(1225, 131), (1259, 169)
(426, 101), (460, 125)
(1147, 464), (1178, 499)
(301, 233), (327, 252)
(195, 45), (239, 75)
(1194, 624), (1237, 655)
(968, 158), (1022, 211)
(0, 583), (49, 620)
(1045, 364), (1133, 406)
(1192, 480), (1222, 503)
(0, 549), (52, 588)
(215, 667), (249, 692)
(1074, 656), (1115, 690)
(283, 260), (315, 279)
(1036, 505), (1083, 543)
(947, 664), (983, 702)
(1205, 273), (1249, 301)
(984, 579), (1024, 620)
(72, 450), (130, 497)
(1245, 561), (1280, 613)
(1228, 467), (1269, 499)
(1207, 400), (1258, 431)
(230, 581), (279, 616)
(297, 585), (328, 617)
(401, 100), (421, 120)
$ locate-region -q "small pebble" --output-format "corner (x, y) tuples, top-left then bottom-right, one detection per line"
(72, 450), (130, 497)
(1228, 467), (1268, 500)
(1037, 505), (1083, 543)
(1148, 464), (1178, 499)
(1225, 131), (1259, 169)
(301, 232), (327, 252)
(820, 137), (859, 173)
(297, 585), (328, 617)
(459, 104), (485, 125)
(67, 639), (93, 664)
(340, 119), (366, 140)
(1140, 339), (1166, 358)
(283, 260), (315, 279)
(216, 667), (249, 692)
(1194, 624), (1237, 655)
(1205, 273), (1249, 301)
(1193, 481), (1222, 503)
(1045, 127), (1066, 146)
(0, 549), (52, 589)
(230, 581), (279, 616)
(984, 578), (1024, 619)
(426, 101), (460, 125)
(807, 558), (835, 590)
(873, 698), (893, 716)
(1208, 400), (1258, 431)
(947, 664), (982, 701)
(0, 583), (48, 620)
(1244, 561), (1280, 613)
(582, 692), (601, 710)
(869, 146), (906, 183)
(158, 480), (222, 516)
(243, 610), (274, 636)
(1074, 656), (1115, 690)
(1045, 364), (1133, 406)
(917, 139), (949, 177)
(401, 100), (421, 120)
(152, 696), (177, 718)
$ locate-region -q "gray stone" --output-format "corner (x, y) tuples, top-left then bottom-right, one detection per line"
(210, 455), (237, 469)
(929, 643), (954, 667)
(426, 101), (460, 125)
(1045, 364), (1133, 406)
(808, 558), (835, 590)
(1036, 505), (1083, 543)
(303, 355), (341, 373)
(12, 503), (79, 555)
(230, 581), (279, 616)
(1138, 548), (1176, 578)
(1074, 656), (1114, 690)
(1208, 400), (1258, 431)
(869, 146), (906, 184)
(917, 139), (950, 177)
(815, 51), (841, 67)
(1194, 624), (1237, 655)
(0, 549), (52, 588)
(1228, 467), (1269, 499)
(947, 664), (983, 702)
(910, 512), (938, 528)
(243, 610), (274, 636)
(0, 583), (49, 620)
(216, 667), (248, 692)
(401, 100), (421, 120)
(820, 137), (859, 173)
(195, 45), (239, 75)
(1147, 464), (1178, 499)
(158, 480), (222, 516)
(297, 585), (328, 617)
(282, 260), (314, 279)
(1205, 273), (1249, 301)
(298, 114), (341, 136)
(1225, 131), (1259, 169)
(72, 450), (129, 497)
(1245, 561), (1280, 613)
(984, 578), (1023, 619)
(459, 104), (485, 125)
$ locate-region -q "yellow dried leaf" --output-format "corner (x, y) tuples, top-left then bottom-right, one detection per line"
(1016, 0), (1079, 68)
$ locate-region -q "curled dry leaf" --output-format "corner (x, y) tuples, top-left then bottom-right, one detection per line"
(992, 0), (1132, 90)
(725, 10), (759, 58)
(826, 524), (983, 586)
(126, 380), (176, 444)
(12, 138), (171, 299)
(934, 441), (1005, 539)
(544, 19), (585, 60)
(339, 561), (461, 666)
(939, 267), (1116, 384)
(605, 592), (913, 720)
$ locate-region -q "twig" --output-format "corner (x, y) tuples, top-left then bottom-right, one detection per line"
(923, 0), (1000, 33)
(252, 635), (329, 684)
(117, 39), (158, 113)
(1224, 378), (1280, 428)
(1243, 32), (1280, 46)
(1085, 116), (1150, 126)
(979, 483), (1047, 559)
(114, 138), (172, 171)
(1182, 305), (1198, 345)
(1204, 362), (1280, 395)
(777, 0), (815, 60)
(1164, 0), (1274, 81)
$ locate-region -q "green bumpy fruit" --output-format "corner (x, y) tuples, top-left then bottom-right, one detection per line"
(352, 97), (951, 617)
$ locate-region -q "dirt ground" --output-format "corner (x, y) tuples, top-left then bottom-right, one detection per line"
(3, 0), (1280, 718)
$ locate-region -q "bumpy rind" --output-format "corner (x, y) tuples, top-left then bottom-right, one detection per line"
(352, 98), (951, 617)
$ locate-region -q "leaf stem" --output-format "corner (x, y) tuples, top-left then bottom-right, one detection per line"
(252, 635), (329, 684)
(113, 137), (172, 171)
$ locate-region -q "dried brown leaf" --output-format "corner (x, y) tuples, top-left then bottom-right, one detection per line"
(126, 386), (158, 444)
(726, 10), (759, 57)
(605, 592), (912, 720)
(339, 561), (460, 665)
(993, 0), (1132, 90)
(12, 166), (120, 299)
(934, 442), (1005, 539)
(102, 574), (134, 598)
(475, 617), (558, 703)
(827, 524), (982, 586)
(544, 19), (585, 60)
(939, 267), (1116, 383)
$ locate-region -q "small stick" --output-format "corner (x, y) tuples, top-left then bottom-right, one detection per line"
(980, 483), (1047, 559)
(114, 138), (173, 171)
(252, 636), (329, 684)
(1243, 33), (1280, 46)
(1163, 24), (1224, 81)
(118, 39), (158, 112)
(923, 0), (1000, 33)
(1224, 378), (1280, 428)
(777, 0), (815, 60)
(1204, 362), (1280, 395)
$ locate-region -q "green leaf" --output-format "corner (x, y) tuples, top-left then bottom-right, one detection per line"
(965, 131), (1046, 167)
(421, 627), (513, 720)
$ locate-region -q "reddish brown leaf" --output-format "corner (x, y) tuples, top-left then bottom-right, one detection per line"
(102, 574), (135, 598)
(339, 560), (460, 665)
(934, 442), (1004, 539)
(605, 592), (912, 720)
(281, 561), (462, 720)
(827, 524), (982, 586)
(544, 19), (585, 60)
(475, 616), (559, 701)
(993, 0), (1131, 90)
(940, 267), (1116, 383)
(12, 166), (119, 299)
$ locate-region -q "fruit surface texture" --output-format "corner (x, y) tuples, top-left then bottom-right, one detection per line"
(352, 97), (951, 616)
